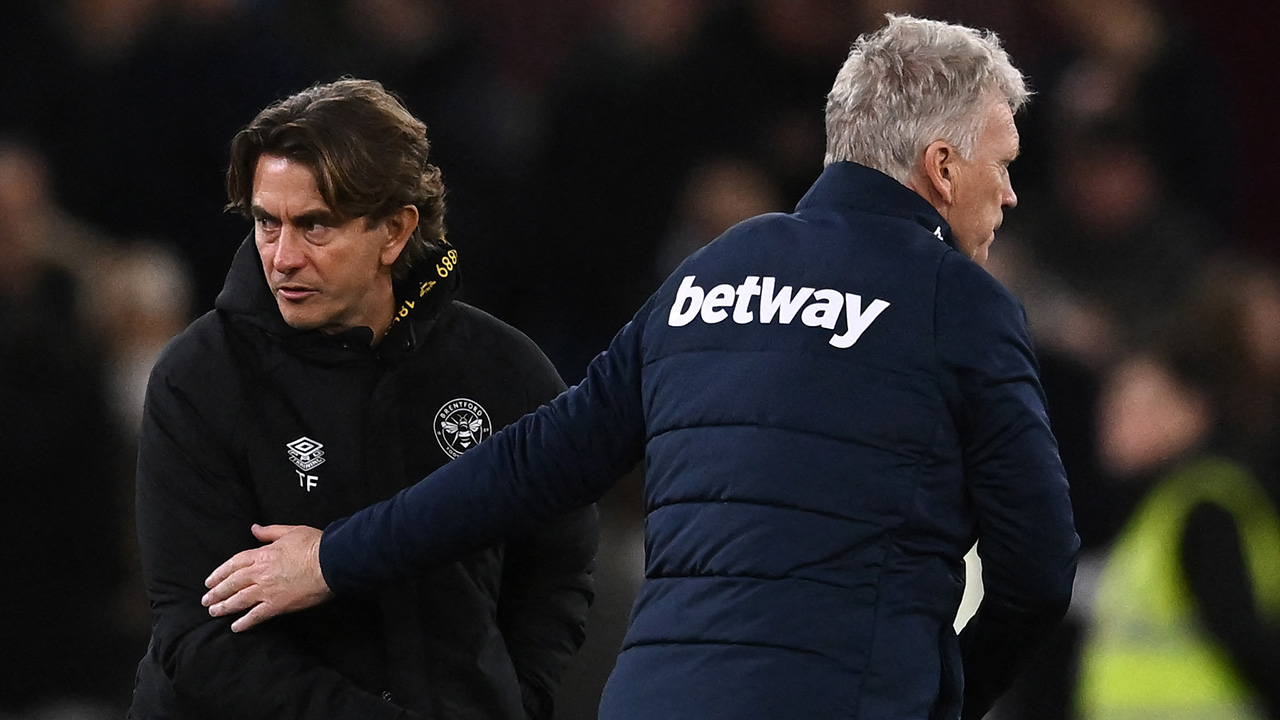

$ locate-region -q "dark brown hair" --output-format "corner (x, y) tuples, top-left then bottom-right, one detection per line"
(226, 78), (445, 278)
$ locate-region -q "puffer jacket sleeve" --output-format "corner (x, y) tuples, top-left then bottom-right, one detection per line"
(134, 337), (422, 719)
(493, 335), (600, 720)
(932, 253), (1080, 720)
(319, 297), (651, 601)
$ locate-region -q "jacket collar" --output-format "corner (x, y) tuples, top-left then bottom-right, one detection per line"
(795, 161), (958, 251)
(214, 233), (460, 360)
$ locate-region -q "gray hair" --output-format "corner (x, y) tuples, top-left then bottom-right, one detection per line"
(823, 15), (1029, 182)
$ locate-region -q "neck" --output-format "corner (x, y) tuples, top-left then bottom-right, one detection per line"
(903, 173), (948, 222)
(366, 275), (399, 346)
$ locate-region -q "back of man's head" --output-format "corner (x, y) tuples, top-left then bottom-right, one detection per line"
(225, 78), (446, 278)
(823, 15), (1028, 183)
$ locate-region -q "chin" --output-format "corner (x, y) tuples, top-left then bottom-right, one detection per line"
(276, 305), (323, 331)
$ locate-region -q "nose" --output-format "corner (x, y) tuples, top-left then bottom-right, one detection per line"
(1003, 182), (1018, 209)
(271, 228), (307, 274)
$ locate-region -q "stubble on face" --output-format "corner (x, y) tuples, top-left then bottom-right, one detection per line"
(251, 155), (397, 336)
(950, 99), (1020, 266)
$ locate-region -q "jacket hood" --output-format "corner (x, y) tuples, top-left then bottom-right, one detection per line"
(214, 233), (461, 359)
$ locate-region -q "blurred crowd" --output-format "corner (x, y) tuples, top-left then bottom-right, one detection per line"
(1, 0), (1278, 718)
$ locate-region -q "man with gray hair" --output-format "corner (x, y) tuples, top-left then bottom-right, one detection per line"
(203, 16), (1078, 720)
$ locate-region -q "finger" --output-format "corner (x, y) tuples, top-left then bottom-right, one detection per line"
(209, 584), (260, 618)
(203, 562), (260, 608)
(204, 549), (258, 589)
(206, 564), (268, 615)
(251, 523), (297, 542)
(231, 601), (279, 633)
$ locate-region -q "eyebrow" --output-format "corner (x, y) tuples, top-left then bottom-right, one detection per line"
(249, 204), (340, 227)
(293, 210), (341, 227)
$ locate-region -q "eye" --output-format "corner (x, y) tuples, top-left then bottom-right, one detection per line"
(303, 221), (334, 245)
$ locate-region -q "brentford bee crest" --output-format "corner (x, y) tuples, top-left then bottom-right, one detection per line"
(433, 398), (493, 459)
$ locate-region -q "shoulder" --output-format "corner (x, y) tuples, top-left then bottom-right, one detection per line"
(436, 302), (552, 363)
(145, 311), (254, 415)
(935, 251), (1024, 317)
(149, 311), (233, 387)
(433, 301), (566, 393)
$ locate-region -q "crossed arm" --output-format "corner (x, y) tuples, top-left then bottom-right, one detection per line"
(137, 375), (421, 718)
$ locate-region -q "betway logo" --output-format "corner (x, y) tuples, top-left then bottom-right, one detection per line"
(667, 275), (890, 348)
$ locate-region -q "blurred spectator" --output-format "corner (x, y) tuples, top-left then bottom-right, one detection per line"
(311, 0), (540, 324)
(696, 0), (859, 201)
(7, 0), (165, 249)
(7, 0), (311, 313)
(0, 140), (117, 316)
(1000, 124), (1217, 369)
(527, 0), (722, 377)
(130, 0), (315, 309)
(0, 139), (193, 431)
(1171, 0), (1280, 257)
(654, 156), (785, 280)
(0, 139), (140, 717)
(93, 243), (193, 434)
(1025, 0), (1240, 226)
(1077, 301), (1280, 720)
(1176, 255), (1280, 476)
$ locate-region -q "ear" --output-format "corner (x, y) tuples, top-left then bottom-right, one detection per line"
(922, 139), (958, 206)
(379, 205), (420, 267)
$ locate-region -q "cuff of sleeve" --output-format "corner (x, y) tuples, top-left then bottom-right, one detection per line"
(318, 516), (352, 595)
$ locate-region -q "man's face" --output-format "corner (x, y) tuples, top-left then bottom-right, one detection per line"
(251, 155), (400, 335)
(945, 99), (1020, 265)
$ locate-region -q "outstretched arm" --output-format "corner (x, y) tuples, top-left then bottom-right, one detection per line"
(204, 523), (330, 632)
(206, 301), (653, 629)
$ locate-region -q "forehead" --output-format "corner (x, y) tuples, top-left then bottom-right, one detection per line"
(252, 155), (329, 209)
(979, 100), (1020, 153)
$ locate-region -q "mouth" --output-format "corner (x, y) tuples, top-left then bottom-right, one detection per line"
(276, 285), (318, 302)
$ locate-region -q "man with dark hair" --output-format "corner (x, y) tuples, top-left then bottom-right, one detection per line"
(130, 79), (597, 720)
(205, 17), (1078, 720)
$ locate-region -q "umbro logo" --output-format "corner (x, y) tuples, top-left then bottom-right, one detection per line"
(286, 436), (325, 472)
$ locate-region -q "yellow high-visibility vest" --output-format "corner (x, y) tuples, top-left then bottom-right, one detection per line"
(1077, 456), (1280, 720)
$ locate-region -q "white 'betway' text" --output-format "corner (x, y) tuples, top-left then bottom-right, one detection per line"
(667, 275), (890, 348)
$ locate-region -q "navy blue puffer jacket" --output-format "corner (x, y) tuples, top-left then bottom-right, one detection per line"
(321, 161), (1080, 720)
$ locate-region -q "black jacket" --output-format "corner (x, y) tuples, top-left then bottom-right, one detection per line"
(130, 237), (597, 719)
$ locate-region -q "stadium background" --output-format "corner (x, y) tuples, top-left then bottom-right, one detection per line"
(1, 0), (1278, 717)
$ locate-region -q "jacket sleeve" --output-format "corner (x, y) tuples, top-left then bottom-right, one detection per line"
(933, 253), (1080, 720)
(319, 298), (651, 600)
(135, 356), (422, 720)
(496, 344), (600, 720)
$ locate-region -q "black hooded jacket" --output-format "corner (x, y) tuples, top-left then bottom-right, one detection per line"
(129, 237), (597, 719)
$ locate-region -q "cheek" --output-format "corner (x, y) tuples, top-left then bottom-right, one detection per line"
(255, 241), (273, 271)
